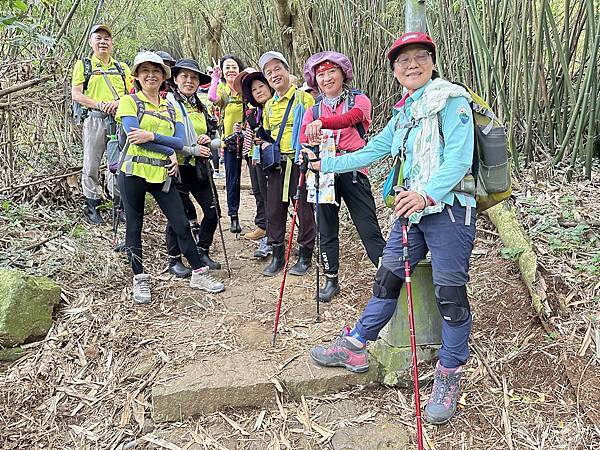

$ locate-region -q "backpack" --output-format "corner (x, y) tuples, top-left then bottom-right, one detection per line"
(72, 57), (128, 124)
(449, 82), (511, 212)
(107, 94), (177, 173)
(312, 89), (368, 142)
(383, 82), (511, 213)
(82, 57), (128, 95)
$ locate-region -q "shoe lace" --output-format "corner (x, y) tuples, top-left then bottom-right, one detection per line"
(136, 279), (150, 295)
(430, 371), (459, 406)
(201, 272), (220, 285)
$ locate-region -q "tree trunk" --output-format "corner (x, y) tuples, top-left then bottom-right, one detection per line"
(274, 0), (294, 63)
(200, 11), (223, 65)
(405, 0), (428, 32)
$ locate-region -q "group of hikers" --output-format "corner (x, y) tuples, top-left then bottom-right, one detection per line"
(72, 24), (478, 426)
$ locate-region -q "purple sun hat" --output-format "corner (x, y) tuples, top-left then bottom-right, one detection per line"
(303, 51), (353, 90)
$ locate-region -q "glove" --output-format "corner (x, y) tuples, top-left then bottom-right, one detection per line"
(181, 145), (201, 157)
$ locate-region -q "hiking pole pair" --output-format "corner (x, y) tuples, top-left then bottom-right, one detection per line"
(272, 154), (310, 346)
(393, 185), (424, 450)
(206, 159), (231, 278)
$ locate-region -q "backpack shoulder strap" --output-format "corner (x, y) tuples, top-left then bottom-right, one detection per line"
(113, 60), (128, 95)
(312, 100), (321, 122)
(166, 103), (177, 123)
(82, 57), (93, 93)
(130, 94), (145, 123)
(345, 90), (367, 141)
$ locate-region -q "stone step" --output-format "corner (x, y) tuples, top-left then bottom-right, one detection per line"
(152, 351), (377, 423)
(152, 351), (277, 422)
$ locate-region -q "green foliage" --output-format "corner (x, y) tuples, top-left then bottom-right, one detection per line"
(70, 224), (87, 239)
(548, 224), (590, 254)
(500, 247), (525, 261)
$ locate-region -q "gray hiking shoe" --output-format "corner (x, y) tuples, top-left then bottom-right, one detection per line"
(132, 273), (151, 305)
(310, 331), (369, 373)
(254, 236), (272, 258)
(424, 362), (464, 425)
(190, 267), (225, 293)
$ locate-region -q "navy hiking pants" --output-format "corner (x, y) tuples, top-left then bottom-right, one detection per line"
(355, 203), (476, 369)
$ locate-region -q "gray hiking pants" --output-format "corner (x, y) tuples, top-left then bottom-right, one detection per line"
(82, 114), (118, 199)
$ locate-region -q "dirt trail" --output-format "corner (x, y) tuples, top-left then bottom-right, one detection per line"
(0, 168), (597, 449)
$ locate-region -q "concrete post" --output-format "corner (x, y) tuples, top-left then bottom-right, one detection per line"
(369, 260), (442, 386)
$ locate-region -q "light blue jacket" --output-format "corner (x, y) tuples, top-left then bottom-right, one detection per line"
(321, 80), (476, 209)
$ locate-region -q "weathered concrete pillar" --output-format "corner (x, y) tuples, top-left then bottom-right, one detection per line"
(369, 260), (442, 386)
(405, 0), (428, 33)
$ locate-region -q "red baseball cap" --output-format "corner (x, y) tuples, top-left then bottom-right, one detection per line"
(386, 32), (436, 68)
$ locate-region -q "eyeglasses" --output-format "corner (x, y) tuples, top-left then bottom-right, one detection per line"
(394, 51), (433, 69)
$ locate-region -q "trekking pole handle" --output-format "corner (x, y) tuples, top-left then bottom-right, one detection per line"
(393, 185), (410, 227)
(299, 151), (310, 174)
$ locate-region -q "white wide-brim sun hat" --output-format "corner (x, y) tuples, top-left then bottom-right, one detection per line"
(131, 51), (172, 79)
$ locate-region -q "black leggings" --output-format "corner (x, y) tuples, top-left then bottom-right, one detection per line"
(118, 172), (202, 275)
(318, 171), (385, 274)
(165, 165), (218, 253)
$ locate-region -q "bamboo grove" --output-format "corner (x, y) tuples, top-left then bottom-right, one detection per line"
(0, 0), (599, 183)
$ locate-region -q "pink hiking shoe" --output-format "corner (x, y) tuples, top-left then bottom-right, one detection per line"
(309, 329), (369, 373)
(423, 361), (464, 425)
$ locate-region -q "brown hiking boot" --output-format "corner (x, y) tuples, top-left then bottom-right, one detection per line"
(244, 227), (266, 241)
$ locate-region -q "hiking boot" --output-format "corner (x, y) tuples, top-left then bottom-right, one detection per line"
(190, 267), (225, 293)
(289, 245), (312, 276)
(168, 256), (192, 278)
(132, 273), (151, 305)
(310, 331), (369, 373)
(244, 227), (266, 241)
(229, 215), (242, 234)
(198, 246), (221, 270)
(254, 236), (272, 258)
(84, 198), (104, 225)
(262, 243), (284, 276)
(423, 362), (464, 425)
(213, 171), (225, 179)
(319, 274), (340, 302)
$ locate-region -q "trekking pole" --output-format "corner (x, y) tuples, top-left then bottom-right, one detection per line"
(206, 160), (231, 278)
(272, 154), (310, 346)
(310, 145), (321, 323)
(393, 186), (424, 450)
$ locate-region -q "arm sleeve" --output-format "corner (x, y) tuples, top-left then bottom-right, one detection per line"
(320, 107), (365, 130)
(121, 116), (182, 156)
(154, 123), (184, 150)
(208, 78), (222, 103)
(321, 115), (396, 173)
(422, 97), (474, 202)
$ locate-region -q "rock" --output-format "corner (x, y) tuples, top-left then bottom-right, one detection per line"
(331, 420), (409, 450)
(280, 354), (377, 400)
(0, 269), (60, 347)
(141, 417), (155, 434)
(0, 346), (27, 362)
(152, 351), (278, 422)
(314, 399), (363, 423)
